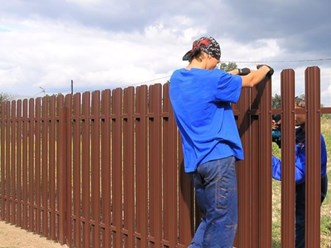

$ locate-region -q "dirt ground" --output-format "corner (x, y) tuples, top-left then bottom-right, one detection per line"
(0, 221), (69, 248)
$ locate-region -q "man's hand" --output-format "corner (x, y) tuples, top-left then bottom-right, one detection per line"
(257, 64), (274, 77)
(238, 68), (251, 75)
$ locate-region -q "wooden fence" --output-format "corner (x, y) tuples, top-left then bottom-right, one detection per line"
(0, 66), (330, 247)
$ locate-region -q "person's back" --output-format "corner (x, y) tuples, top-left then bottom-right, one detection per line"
(170, 68), (243, 173)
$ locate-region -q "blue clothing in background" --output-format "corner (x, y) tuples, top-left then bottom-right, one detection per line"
(271, 127), (328, 248)
(271, 131), (327, 183)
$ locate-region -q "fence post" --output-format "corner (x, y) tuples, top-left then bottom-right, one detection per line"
(58, 95), (68, 245)
(257, 77), (273, 247)
(0, 102), (7, 221)
(305, 66), (321, 247)
(235, 87), (253, 247)
(280, 69), (296, 247)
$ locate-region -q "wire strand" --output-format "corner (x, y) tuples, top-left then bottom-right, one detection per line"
(223, 58), (331, 64)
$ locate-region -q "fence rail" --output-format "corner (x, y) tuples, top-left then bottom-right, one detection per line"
(0, 66), (330, 247)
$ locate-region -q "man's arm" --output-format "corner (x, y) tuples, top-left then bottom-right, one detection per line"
(228, 68), (251, 75)
(241, 65), (272, 87)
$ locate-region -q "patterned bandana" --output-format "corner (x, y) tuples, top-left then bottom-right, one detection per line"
(182, 36), (221, 61)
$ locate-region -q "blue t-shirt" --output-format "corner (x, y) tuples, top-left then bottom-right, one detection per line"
(169, 68), (243, 173)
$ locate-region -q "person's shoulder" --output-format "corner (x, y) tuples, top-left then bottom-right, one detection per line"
(171, 68), (184, 75)
(201, 68), (229, 79)
(170, 68), (185, 81)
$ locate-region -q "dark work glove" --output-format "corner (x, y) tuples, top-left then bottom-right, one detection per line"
(238, 68), (251, 75)
(257, 64), (274, 77)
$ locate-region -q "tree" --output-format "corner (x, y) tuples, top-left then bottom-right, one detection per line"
(272, 93), (281, 109)
(220, 62), (237, 71)
(0, 92), (11, 103)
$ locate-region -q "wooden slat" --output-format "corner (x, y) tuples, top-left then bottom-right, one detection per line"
(49, 96), (56, 240)
(81, 92), (91, 248)
(257, 77), (273, 247)
(91, 91), (101, 248)
(5, 101), (11, 222)
(178, 141), (193, 246)
(123, 87), (135, 247)
(148, 84), (162, 247)
(235, 88), (253, 248)
(281, 69), (296, 248)
(101, 89), (111, 248)
(0, 102), (4, 220)
(28, 99), (35, 232)
(4, 102), (11, 221)
(11, 101), (17, 225)
(135, 85), (148, 248)
(64, 94), (73, 246)
(41, 97), (49, 236)
(305, 66), (321, 247)
(22, 99), (28, 230)
(17, 100), (22, 227)
(162, 83), (178, 247)
(248, 87), (260, 247)
(72, 93), (82, 248)
(35, 98), (41, 233)
(112, 88), (122, 248)
(57, 95), (66, 244)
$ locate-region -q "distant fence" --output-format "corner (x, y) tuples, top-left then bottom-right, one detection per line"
(0, 66), (330, 247)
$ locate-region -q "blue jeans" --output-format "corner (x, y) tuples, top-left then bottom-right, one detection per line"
(190, 156), (238, 248)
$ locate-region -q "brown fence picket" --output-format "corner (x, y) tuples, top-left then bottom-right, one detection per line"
(162, 83), (178, 247)
(280, 69), (296, 247)
(0, 102), (4, 220)
(10, 101), (16, 225)
(305, 66), (321, 247)
(41, 97), (48, 236)
(112, 88), (122, 248)
(17, 100), (22, 227)
(65, 94), (73, 246)
(135, 85), (148, 248)
(101, 89), (111, 248)
(5, 101), (10, 223)
(22, 99), (28, 230)
(148, 84), (162, 247)
(35, 98), (41, 234)
(91, 91), (101, 248)
(234, 87), (252, 248)
(123, 86), (135, 248)
(81, 92), (91, 248)
(58, 94), (66, 244)
(258, 78), (273, 248)
(72, 92), (81, 247)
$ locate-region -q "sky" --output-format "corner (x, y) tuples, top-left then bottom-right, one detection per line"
(1, 0), (331, 106)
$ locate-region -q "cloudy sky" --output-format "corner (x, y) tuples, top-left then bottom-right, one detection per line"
(1, 0), (331, 105)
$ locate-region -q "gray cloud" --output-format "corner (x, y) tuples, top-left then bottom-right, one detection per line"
(219, 0), (331, 57)
(1, 0), (331, 105)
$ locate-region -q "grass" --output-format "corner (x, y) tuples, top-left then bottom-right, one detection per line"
(272, 116), (331, 247)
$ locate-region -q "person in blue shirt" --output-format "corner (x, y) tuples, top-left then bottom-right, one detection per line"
(272, 97), (328, 248)
(169, 36), (273, 248)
